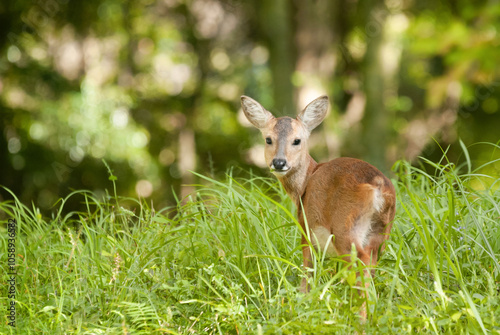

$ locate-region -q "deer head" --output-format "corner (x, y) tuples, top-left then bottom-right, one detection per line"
(241, 95), (329, 177)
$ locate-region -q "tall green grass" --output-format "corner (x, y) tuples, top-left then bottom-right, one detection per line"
(1, 153), (499, 334)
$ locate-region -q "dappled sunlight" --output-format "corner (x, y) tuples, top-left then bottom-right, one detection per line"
(55, 39), (82, 80)
(153, 53), (193, 95)
(83, 36), (121, 86)
(191, 0), (226, 39)
(244, 144), (267, 168)
(135, 179), (154, 197)
(111, 107), (129, 129)
(0, 0), (499, 211)
(250, 45), (269, 65)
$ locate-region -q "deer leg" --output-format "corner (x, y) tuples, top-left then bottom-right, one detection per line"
(335, 240), (373, 320)
(354, 247), (375, 320)
(300, 235), (313, 293)
(356, 237), (386, 320)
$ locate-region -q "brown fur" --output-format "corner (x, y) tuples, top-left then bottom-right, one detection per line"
(298, 157), (395, 269)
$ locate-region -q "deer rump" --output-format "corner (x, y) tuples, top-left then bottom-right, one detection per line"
(299, 157), (395, 263)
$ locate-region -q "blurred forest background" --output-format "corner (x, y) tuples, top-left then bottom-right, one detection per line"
(1, 0), (499, 212)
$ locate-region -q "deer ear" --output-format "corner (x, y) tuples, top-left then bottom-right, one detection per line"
(297, 96), (329, 132)
(241, 96), (274, 129)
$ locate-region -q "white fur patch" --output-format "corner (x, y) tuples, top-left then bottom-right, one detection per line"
(373, 188), (385, 212)
(352, 186), (385, 247)
(352, 213), (373, 247)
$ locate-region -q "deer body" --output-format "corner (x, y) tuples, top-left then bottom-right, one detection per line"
(241, 95), (396, 299)
(297, 157), (395, 275)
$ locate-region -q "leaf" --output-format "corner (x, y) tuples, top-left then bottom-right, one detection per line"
(397, 305), (413, 310)
(346, 271), (356, 286)
(41, 305), (57, 313)
(472, 293), (485, 301)
(451, 312), (462, 321)
(459, 139), (471, 175)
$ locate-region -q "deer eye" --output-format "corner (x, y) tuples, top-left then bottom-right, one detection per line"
(265, 137), (272, 145)
(293, 139), (301, 146)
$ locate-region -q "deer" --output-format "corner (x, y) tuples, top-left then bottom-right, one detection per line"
(241, 95), (396, 318)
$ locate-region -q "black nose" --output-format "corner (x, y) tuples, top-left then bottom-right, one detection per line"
(272, 159), (287, 170)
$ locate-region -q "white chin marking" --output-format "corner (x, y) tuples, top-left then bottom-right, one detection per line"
(271, 169), (290, 177)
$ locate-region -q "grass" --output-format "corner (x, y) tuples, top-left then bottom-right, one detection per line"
(1, 151), (500, 334)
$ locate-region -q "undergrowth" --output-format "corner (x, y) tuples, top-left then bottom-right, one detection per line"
(1, 149), (500, 334)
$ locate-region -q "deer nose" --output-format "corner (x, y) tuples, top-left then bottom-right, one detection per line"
(272, 158), (287, 171)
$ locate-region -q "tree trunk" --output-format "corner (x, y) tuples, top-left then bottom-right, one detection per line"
(360, 1), (389, 171)
(257, 0), (295, 114)
(294, 0), (344, 158)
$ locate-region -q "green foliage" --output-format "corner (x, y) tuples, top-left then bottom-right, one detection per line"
(1, 154), (499, 334)
(1, 0), (500, 213)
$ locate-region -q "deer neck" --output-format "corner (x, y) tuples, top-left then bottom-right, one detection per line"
(277, 154), (317, 206)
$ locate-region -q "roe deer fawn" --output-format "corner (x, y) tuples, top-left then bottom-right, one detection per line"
(241, 95), (396, 318)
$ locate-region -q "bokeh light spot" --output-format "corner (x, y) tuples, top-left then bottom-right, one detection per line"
(8, 137), (21, 153)
(135, 179), (153, 197)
